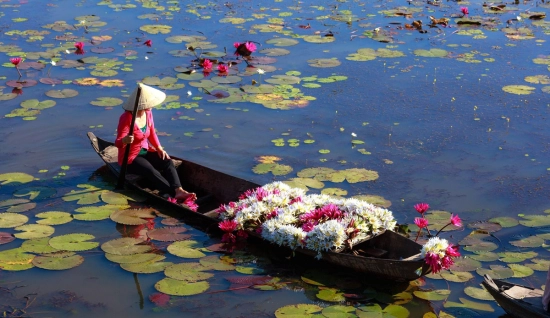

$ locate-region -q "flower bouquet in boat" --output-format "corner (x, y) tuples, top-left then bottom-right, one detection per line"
(216, 182), (462, 280)
(216, 182), (397, 259)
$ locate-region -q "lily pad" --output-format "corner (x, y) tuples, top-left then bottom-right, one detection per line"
(105, 253), (165, 264)
(167, 240), (206, 258)
(45, 89), (79, 98)
(260, 48), (291, 56)
(140, 24), (172, 34)
(0, 232), (15, 245)
(32, 254), (83, 270)
(36, 211), (73, 225)
(90, 97), (123, 107)
(0, 213), (29, 228)
(21, 237), (59, 254)
(0, 198), (36, 212)
(510, 236), (544, 248)
(49, 233), (98, 251)
(147, 227), (190, 242)
(62, 184), (104, 204)
(274, 304), (323, 317)
(0, 172), (35, 185)
(413, 290), (451, 301)
(353, 195), (391, 208)
(164, 262), (214, 282)
(265, 38), (299, 46)
(73, 204), (128, 221)
(488, 216), (518, 228)
(414, 49), (448, 58)
(14, 224), (55, 239)
(509, 264), (535, 278)
(307, 58), (341, 68)
(13, 186), (56, 200)
(440, 271), (474, 283)
(317, 288), (346, 302)
(199, 255), (236, 271)
(101, 237), (151, 255)
(356, 304), (410, 318)
(443, 298), (494, 312)
(110, 208), (156, 225)
(121, 261), (173, 274)
(502, 85), (536, 95)
(464, 285), (493, 301)
(476, 265), (514, 279)
(525, 259), (550, 271)
(155, 277), (209, 296)
(322, 305), (356, 318)
(0, 248), (35, 271)
(20, 99), (56, 110)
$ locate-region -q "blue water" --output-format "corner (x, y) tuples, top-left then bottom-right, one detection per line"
(1, 0), (550, 316)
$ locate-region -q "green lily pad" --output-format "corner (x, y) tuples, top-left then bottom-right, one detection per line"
(90, 97), (123, 107)
(155, 277), (209, 296)
(463, 241), (499, 252)
(121, 261), (173, 274)
(36, 211), (73, 225)
(21, 237), (59, 254)
(440, 271), (474, 283)
(488, 216), (519, 228)
(519, 214), (550, 227)
(469, 251), (499, 262)
(199, 255), (235, 271)
(307, 58), (341, 68)
(211, 75), (242, 84)
(510, 236), (544, 248)
(73, 204), (128, 221)
(353, 195), (391, 208)
(317, 288), (346, 302)
(164, 262), (214, 282)
(443, 298), (494, 312)
(0, 213), (29, 228)
(498, 251), (538, 263)
(20, 99), (56, 109)
(509, 264), (535, 278)
(525, 75), (550, 84)
(140, 24), (172, 34)
(260, 48), (291, 56)
(49, 233), (98, 251)
(525, 259), (550, 271)
(342, 168), (379, 183)
(476, 265), (514, 279)
(502, 85), (536, 95)
(62, 184), (104, 204)
(0, 248), (35, 271)
(414, 49), (448, 58)
(0, 172), (35, 185)
(105, 253), (165, 264)
(13, 186), (56, 200)
(356, 304), (410, 318)
(236, 266), (265, 275)
(413, 290), (451, 301)
(302, 35), (336, 43)
(285, 177), (324, 190)
(167, 240), (206, 258)
(322, 305), (356, 318)
(101, 237), (151, 255)
(45, 89), (79, 98)
(265, 75), (301, 85)
(321, 188), (348, 196)
(14, 224), (55, 239)
(110, 208), (156, 225)
(32, 254), (83, 270)
(0, 198), (36, 213)
(265, 38), (299, 46)
(275, 304), (323, 317)
(464, 285), (493, 301)
(147, 227), (190, 242)
(252, 163), (293, 176)
(101, 191), (137, 205)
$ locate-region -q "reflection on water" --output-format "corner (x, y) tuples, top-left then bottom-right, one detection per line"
(1, 0), (550, 316)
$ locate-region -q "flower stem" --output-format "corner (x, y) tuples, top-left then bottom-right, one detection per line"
(15, 66), (22, 78)
(434, 222), (451, 237)
(414, 228), (423, 242)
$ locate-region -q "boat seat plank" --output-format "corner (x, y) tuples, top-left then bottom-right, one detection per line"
(504, 286), (543, 299)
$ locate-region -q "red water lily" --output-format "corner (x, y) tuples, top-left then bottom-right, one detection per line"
(217, 63), (228, 73)
(74, 42), (85, 55)
(144, 39), (152, 47)
(460, 7), (469, 15)
(414, 203), (429, 215)
(202, 58), (213, 69)
(450, 214), (462, 227)
(10, 57), (22, 66)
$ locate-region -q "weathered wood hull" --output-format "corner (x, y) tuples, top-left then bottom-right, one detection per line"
(482, 275), (549, 318)
(88, 132), (430, 281)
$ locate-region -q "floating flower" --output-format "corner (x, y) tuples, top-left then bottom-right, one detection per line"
(414, 217), (429, 229)
(202, 59), (213, 69)
(65, 50), (70, 54)
(219, 219), (238, 232)
(74, 42), (85, 55)
(257, 68), (265, 75)
(217, 63), (228, 73)
(50, 60), (56, 66)
(183, 196), (199, 212)
(414, 203), (429, 215)
(351, 132), (357, 137)
(10, 57), (22, 66)
(460, 7), (469, 15)
(234, 41), (257, 57)
(187, 90), (192, 96)
(144, 39), (152, 47)
(450, 214), (462, 227)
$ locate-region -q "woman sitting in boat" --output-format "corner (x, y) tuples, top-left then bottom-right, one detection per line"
(115, 83), (196, 202)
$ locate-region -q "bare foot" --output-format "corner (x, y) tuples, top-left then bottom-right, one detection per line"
(174, 188), (196, 201)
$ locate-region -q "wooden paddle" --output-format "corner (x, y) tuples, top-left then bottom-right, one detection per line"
(116, 85), (141, 189)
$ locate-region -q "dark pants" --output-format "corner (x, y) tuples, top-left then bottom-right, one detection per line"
(128, 152), (181, 196)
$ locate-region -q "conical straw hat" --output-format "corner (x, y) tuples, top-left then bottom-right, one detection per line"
(122, 83), (166, 111)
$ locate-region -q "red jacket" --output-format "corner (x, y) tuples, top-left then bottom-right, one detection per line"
(115, 110), (161, 165)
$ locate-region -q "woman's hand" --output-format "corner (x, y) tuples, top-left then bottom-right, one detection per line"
(157, 148), (170, 160)
(122, 135), (134, 145)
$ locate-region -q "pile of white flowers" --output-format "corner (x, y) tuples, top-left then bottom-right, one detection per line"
(218, 182), (397, 259)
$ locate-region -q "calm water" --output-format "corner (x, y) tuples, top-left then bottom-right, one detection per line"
(1, 0), (550, 316)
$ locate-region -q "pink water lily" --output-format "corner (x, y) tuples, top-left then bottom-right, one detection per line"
(233, 42), (241, 48)
(450, 214), (462, 227)
(245, 41), (257, 53)
(446, 244), (460, 257)
(183, 196), (198, 212)
(218, 219), (238, 232)
(217, 63), (228, 73)
(414, 217), (429, 229)
(460, 7), (469, 15)
(234, 41), (257, 57)
(144, 39), (152, 47)
(74, 42), (85, 55)
(10, 57), (22, 66)
(202, 59), (213, 69)
(414, 203), (429, 215)
(167, 197), (177, 204)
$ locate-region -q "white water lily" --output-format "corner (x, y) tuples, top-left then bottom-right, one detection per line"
(351, 132), (357, 137)
(65, 50), (70, 54)
(50, 61), (56, 66)
(187, 91), (192, 96)
(517, 16), (522, 21)
(145, 56), (148, 60)
(257, 68), (265, 75)
(80, 20), (86, 24)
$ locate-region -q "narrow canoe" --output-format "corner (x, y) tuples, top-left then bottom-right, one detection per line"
(482, 275), (549, 318)
(88, 132), (430, 281)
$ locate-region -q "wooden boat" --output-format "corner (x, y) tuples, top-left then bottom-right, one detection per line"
(88, 132), (430, 281)
(482, 275), (549, 317)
